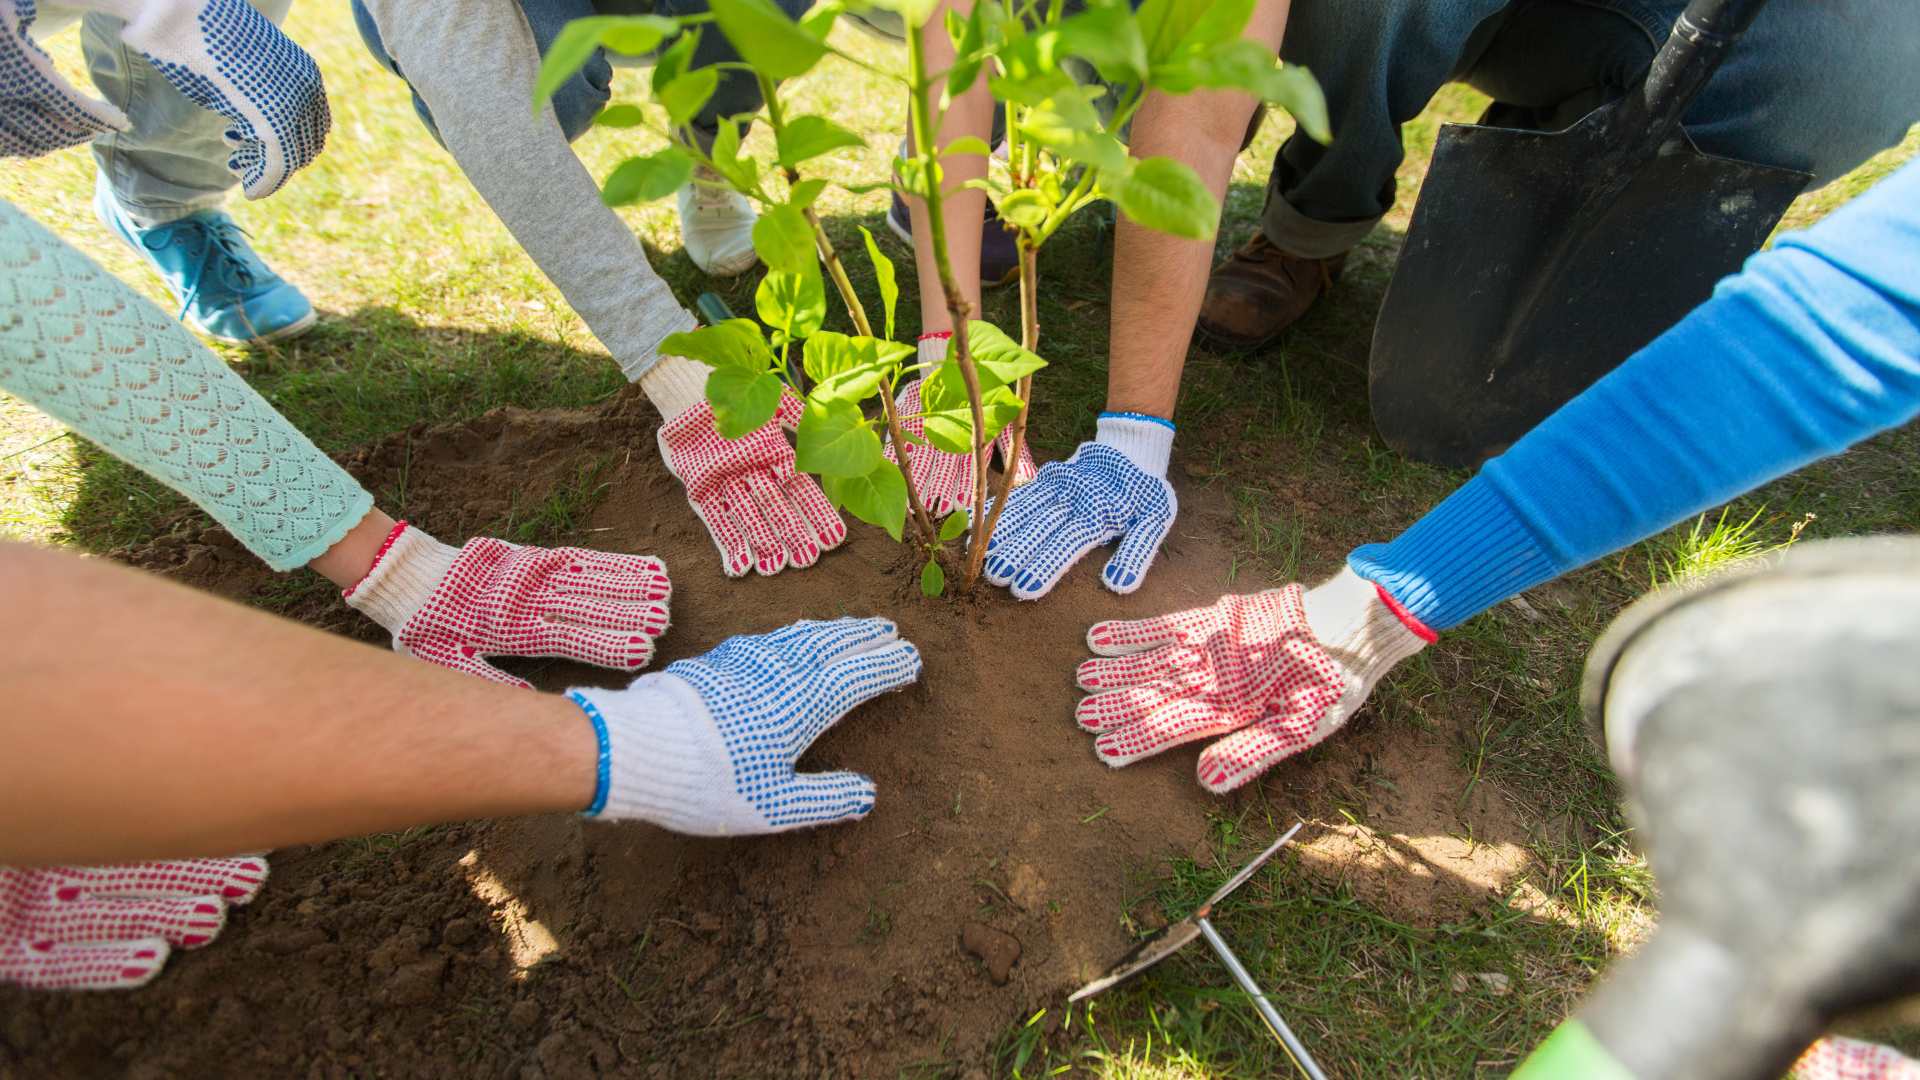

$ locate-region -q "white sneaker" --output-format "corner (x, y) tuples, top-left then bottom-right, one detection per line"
(677, 164), (760, 278)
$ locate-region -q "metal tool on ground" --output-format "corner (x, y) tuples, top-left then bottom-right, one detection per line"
(1512, 536), (1920, 1079)
(1069, 822), (1327, 1080)
(696, 290), (806, 391)
(1369, 0), (1808, 468)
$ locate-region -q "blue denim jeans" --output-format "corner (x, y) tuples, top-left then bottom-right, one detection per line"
(351, 0), (807, 148)
(1264, 0), (1920, 257)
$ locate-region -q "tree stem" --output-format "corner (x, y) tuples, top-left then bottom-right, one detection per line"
(966, 238), (1037, 587)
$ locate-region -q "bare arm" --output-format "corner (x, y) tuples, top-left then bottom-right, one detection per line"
(1107, 0), (1292, 418)
(907, 0), (993, 333)
(0, 542), (596, 865)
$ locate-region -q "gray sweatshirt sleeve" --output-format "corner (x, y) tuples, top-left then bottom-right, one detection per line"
(356, 0), (695, 380)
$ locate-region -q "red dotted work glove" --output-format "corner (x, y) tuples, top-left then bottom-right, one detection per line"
(1, 857), (267, 991)
(655, 386), (848, 577)
(1074, 568), (1434, 792)
(344, 522), (672, 689)
(884, 334), (1036, 518)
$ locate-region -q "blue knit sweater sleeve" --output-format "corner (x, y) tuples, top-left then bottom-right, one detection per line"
(1350, 158), (1920, 630)
(0, 202), (373, 571)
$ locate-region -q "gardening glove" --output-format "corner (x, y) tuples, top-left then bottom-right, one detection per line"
(0, 0), (129, 156)
(567, 616), (921, 836)
(77, 0), (328, 197)
(1, 856), (267, 990)
(883, 332), (1036, 517)
(1791, 1037), (1920, 1080)
(1075, 567), (1436, 792)
(644, 355), (848, 578)
(980, 413), (1176, 600)
(344, 520), (672, 689)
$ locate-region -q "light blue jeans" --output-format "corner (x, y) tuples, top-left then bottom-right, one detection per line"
(36, 0), (294, 227)
(1265, 0), (1920, 257)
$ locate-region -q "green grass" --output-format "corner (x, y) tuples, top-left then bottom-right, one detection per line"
(3, 7), (1916, 1076)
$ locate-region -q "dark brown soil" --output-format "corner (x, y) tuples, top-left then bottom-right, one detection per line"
(1, 387), (1538, 1077)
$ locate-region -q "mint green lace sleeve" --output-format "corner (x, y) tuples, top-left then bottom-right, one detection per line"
(0, 202), (372, 571)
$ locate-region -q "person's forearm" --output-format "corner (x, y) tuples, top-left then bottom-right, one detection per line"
(1107, 0), (1291, 419)
(0, 542), (597, 865)
(357, 0), (695, 380)
(908, 0), (991, 335)
(1350, 158), (1920, 630)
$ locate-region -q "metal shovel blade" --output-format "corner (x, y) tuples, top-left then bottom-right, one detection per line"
(1368, 0), (1809, 468)
(1067, 823), (1304, 1002)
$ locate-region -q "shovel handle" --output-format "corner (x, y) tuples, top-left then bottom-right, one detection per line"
(1622, 0), (1770, 153)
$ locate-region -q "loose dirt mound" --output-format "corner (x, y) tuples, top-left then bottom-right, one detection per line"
(2, 388), (1540, 1077)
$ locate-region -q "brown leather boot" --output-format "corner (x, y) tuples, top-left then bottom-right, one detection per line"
(1197, 234), (1347, 348)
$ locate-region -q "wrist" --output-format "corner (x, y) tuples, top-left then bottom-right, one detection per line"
(1095, 412), (1176, 477)
(640, 354), (714, 421)
(341, 522), (461, 634)
(1301, 567), (1436, 673)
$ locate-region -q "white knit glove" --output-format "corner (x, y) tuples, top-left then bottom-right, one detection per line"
(567, 617), (921, 836)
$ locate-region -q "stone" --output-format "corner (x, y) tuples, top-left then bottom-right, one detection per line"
(960, 923), (1021, 985)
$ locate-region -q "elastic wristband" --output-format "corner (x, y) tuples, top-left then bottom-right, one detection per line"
(1374, 584), (1439, 644)
(341, 520), (410, 600)
(567, 691), (613, 817)
(1099, 410), (1175, 431)
(917, 330), (953, 341)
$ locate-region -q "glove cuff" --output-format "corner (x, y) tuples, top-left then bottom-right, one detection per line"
(568, 675), (755, 835)
(641, 354), (714, 421)
(1096, 412), (1175, 477)
(1301, 567), (1435, 677)
(342, 522), (461, 636)
(916, 331), (951, 371)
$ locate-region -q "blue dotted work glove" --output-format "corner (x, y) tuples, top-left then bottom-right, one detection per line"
(104, 0), (330, 198)
(1, 0), (130, 156)
(567, 618), (922, 837)
(981, 413), (1178, 600)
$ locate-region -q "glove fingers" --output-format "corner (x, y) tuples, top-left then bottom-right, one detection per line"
(762, 772), (878, 832)
(921, 448), (967, 516)
(408, 638), (534, 690)
(783, 470), (849, 555)
(528, 622), (660, 672)
(1085, 613), (1194, 657)
(535, 594), (672, 637)
(980, 477), (1052, 555)
(729, 477), (793, 577)
(1089, 697), (1248, 768)
(816, 639), (922, 734)
(1195, 713), (1322, 794)
(46, 858), (269, 904)
(1007, 519), (1105, 600)
(993, 425), (1038, 486)
(547, 551), (672, 604)
(1102, 497), (1177, 594)
(780, 616), (902, 667)
(29, 895), (227, 950)
(1075, 647), (1187, 691)
(0, 937), (170, 991)
(741, 471), (818, 571)
(981, 501), (1077, 588)
(689, 491), (754, 578)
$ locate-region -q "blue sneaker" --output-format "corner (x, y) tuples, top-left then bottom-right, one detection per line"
(93, 176), (316, 344)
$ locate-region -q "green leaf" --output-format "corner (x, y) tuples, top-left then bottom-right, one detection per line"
(821, 462), (907, 541)
(776, 115), (867, 170)
(997, 189), (1051, 230)
(921, 384), (1023, 454)
(533, 15), (677, 110)
(706, 366), (785, 438)
(803, 332), (912, 401)
(965, 320), (1047, 390)
(799, 0), (841, 40)
(860, 0), (937, 29)
(708, 119), (760, 195)
(595, 104), (647, 129)
(1178, 0), (1256, 50)
(1135, 0), (1240, 65)
(1111, 155), (1219, 240)
(1153, 43), (1329, 142)
(996, 29), (1063, 86)
(895, 157), (937, 201)
(942, 135), (993, 158)
(857, 225), (899, 341)
(946, 5), (987, 97)
(601, 147), (696, 207)
(939, 512), (969, 541)
(920, 558), (945, 597)
(796, 397), (884, 477)
(1057, 4), (1148, 84)
(651, 28), (700, 94)
(660, 319), (773, 372)
(1019, 91), (1129, 174)
(752, 204), (816, 274)
(756, 269), (827, 342)
(789, 177), (830, 208)
(658, 67), (720, 128)
(709, 0), (827, 80)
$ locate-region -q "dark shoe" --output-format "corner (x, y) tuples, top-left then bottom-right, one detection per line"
(886, 188), (1021, 289)
(1196, 233), (1346, 348)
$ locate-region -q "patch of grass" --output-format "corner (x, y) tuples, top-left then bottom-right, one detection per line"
(495, 454), (618, 547)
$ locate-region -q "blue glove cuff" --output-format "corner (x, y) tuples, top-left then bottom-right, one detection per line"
(568, 690), (614, 817)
